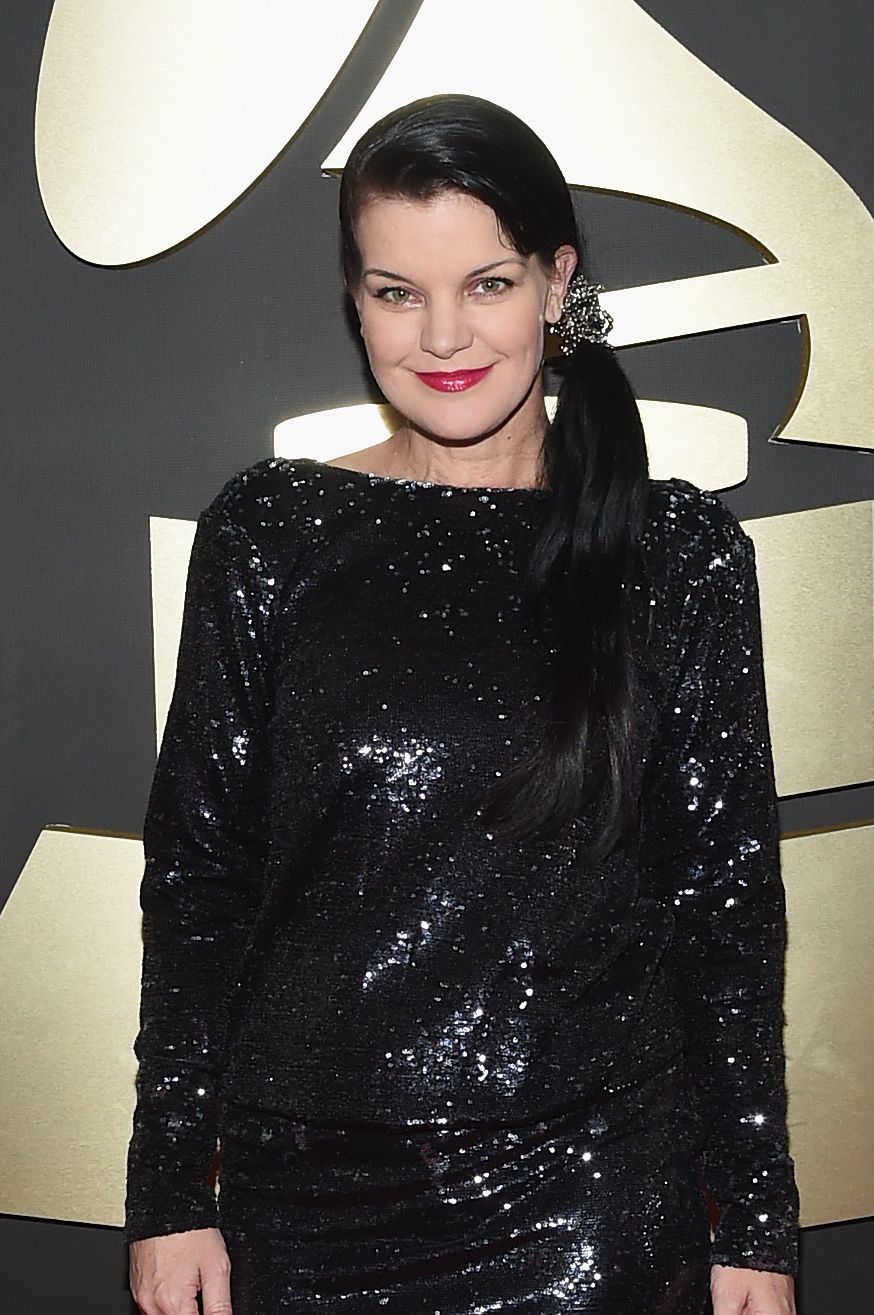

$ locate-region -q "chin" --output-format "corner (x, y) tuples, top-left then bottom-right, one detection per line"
(400, 407), (514, 444)
(389, 385), (535, 444)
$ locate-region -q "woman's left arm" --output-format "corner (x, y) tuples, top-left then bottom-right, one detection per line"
(639, 488), (800, 1312)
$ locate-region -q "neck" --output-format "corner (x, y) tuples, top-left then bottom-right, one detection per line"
(388, 384), (551, 489)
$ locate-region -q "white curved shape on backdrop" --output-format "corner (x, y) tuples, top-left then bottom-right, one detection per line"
(272, 399), (749, 490)
(35, 0), (379, 265)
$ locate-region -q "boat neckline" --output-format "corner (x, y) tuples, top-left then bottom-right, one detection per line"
(294, 455), (554, 495)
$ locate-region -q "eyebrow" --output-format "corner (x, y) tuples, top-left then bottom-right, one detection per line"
(362, 257), (527, 281)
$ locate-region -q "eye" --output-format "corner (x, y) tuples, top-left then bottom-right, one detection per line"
(374, 286), (417, 305)
(473, 277), (514, 296)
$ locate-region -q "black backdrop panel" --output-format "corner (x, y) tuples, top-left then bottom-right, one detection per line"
(1, 1), (871, 1310)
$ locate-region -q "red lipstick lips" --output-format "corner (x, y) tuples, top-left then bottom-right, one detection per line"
(415, 365), (494, 393)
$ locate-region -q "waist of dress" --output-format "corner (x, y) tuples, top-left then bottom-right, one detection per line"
(220, 1048), (693, 1150)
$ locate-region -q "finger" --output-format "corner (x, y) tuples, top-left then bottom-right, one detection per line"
(128, 1283), (160, 1315)
(710, 1297), (745, 1315)
(200, 1258), (233, 1315)
(130, 1299), (160, 1315)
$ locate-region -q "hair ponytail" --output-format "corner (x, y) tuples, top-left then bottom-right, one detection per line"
(478, 339), (650, 857)
(340, 93), (651, 860)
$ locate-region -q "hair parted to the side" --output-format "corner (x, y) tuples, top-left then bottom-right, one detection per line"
(339, 94), (650, 861)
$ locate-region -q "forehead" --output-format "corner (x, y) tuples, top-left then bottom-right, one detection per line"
(356, 191), (523, 270)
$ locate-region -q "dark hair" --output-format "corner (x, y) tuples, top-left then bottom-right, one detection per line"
(339, 94), (650, 861)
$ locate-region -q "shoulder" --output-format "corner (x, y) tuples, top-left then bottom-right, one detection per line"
(637, 478), (759, 672)
(181, 456), (336, 582)
(201, 455), (325, 534)
(643, 476), (755, 587)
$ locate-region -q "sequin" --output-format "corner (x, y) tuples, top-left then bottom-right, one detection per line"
(124, 456), (800, 1308)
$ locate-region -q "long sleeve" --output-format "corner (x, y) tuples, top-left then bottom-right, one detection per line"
(124, 494), (277, 1244)
(639, 492), (800, 1275)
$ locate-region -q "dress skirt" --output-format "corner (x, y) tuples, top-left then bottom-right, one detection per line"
(217, 1059), (714, 1314)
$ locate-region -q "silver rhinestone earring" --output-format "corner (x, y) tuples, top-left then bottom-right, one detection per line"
(549, 277), (614, 354)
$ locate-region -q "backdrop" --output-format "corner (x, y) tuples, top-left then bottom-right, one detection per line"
(1, 2), (872, 1311)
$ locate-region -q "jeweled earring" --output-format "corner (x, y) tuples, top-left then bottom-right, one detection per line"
(549, 277), (614, 354)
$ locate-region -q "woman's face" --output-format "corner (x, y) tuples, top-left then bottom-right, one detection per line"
(351, 190), (577, 445)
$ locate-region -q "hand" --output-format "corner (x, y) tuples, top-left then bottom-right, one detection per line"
(711, 1263), (796, 1314)
(129, 1227), (232, 1315)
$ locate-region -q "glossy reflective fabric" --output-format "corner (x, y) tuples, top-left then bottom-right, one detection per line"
(124, 456), (799, 1311)
(219, 1059), (714, 1313)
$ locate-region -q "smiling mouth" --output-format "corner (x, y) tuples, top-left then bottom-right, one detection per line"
(414, 365), (494, 393)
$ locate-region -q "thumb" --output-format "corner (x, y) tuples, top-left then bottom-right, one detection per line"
(200, 1263), (233, 1315)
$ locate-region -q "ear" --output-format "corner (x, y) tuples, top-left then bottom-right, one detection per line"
(544, 245), (579, 325)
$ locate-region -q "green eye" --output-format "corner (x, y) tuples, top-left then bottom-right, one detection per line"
(475, 277), (513, 295)
(376, 286), (411, 304)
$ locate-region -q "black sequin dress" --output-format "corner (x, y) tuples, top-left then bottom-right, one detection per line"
(123, 456), (800, 1313)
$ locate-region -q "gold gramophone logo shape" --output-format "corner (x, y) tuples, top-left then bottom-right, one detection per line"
(2, 0), (871, 1231)
(35, 0), (874, 453)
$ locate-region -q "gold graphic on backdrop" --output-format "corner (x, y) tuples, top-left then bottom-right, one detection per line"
(781, 824), (874, 1227)
(36, 0), (874, 451)
(0, 830), (143, 1225)
(274, 400), (750, 495)
(150, 516), (199, 751)
(743, 501), (874, 796)
(5, 819), (873, 1232)
(324, 0), (874, 450)
(11, 0), (872, 1231)
(35, 0), (380, 264)
(1, 457), (871, 1227)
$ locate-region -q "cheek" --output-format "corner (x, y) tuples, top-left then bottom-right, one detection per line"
(360, 312), (415, 367)
(486, 302), (544, 357)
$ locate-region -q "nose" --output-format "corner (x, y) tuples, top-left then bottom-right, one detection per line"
(419, 297), (475, 360)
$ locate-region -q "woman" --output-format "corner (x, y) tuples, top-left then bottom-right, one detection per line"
(125, 94), (800, 1314)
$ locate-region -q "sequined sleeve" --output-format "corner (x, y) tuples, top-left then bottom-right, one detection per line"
(639, 494), (800, 1275)
(123, 495), (275, 1244)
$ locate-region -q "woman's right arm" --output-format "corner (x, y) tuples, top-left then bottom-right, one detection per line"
(124, 490), (277, 1307)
